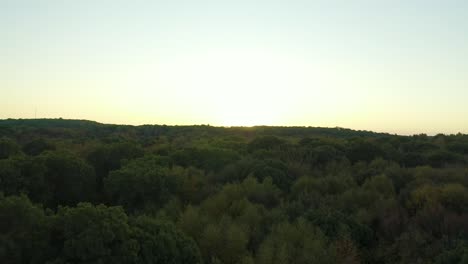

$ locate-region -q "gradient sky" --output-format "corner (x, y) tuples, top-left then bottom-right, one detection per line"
(1, 0), (467, 135)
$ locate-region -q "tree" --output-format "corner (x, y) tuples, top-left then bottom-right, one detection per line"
(346, 140), (385, 164)
(309, 145), (344, 168)
(104, 155), (175, 211)
(42, 151), (97, 207)
(171, 166), (210, 205)
(427, 150), (463, 168)
(171, 147), (240, 172)
(247, 136), (286, 153)
(334, 237), (361, 264)
(0, 156), (51, 205)
(0, 158), (23, 196)
(256, 218), (334, 264)
(439, 183), (468, 213)
(50, 203), (139, 264)
(0, 195), (51, 264)
(87, 142), (144, 192)
(131, 216), (202, 264)
(199, 219), (249, 264)
(22, 138), (55, 156)
(178, 205), (207, 240)
(0, 138), (20, 160)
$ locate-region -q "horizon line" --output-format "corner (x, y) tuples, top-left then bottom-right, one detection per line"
(1, 117), (466, 137)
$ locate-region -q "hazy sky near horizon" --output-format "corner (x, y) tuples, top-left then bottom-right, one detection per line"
(1, 0), (467, 135)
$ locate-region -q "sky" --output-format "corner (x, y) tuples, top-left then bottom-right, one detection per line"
(1, 0), (467, 135)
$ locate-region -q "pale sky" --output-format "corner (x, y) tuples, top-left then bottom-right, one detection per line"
(1, 0), (467, 135)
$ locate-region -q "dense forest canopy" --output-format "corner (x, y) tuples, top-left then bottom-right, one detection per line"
(1, 119), (467, 264)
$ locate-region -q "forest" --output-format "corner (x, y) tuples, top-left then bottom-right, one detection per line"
(0, 118), (467, 264)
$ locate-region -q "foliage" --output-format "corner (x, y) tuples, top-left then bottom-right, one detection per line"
(1, 119), (468, 264)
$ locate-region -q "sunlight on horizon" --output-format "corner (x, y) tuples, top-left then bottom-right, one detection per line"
(154, 49), (323, 127)
(1, 0), (468, 135)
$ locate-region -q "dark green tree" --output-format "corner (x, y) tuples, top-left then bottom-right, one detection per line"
(22, 138), (56, 156)
(50, 203), (139, 264)
(131, 216), (202, 264)
(0, 195), (51, 264)
(104, 155), (175, 211)
(42, 151), (97, 207)
(0, 138), (20, 160)
(87, 142), (144, 192)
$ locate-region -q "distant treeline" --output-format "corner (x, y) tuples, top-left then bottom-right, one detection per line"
(0, 119), (467, 264)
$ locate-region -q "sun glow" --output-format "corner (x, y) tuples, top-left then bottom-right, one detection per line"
(213, 98), (281, 127)
(155, 49), (320, 126)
